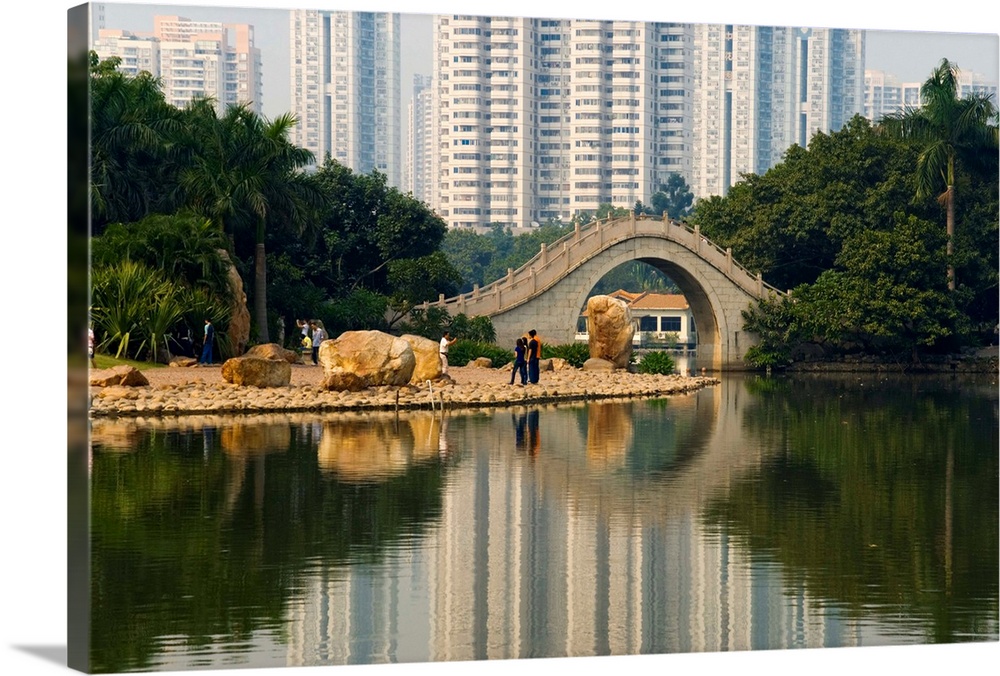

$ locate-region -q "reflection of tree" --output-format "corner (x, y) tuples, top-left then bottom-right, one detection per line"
(89, 419), (448, 672)
(704, 375), (999, 642)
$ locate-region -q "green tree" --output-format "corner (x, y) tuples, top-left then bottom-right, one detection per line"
(878, 58), (999, 290)
(650, 173), (694, 219)
(89, 53), (182, 231)
(692, 116), (931, 292)
(177, 102), (323, 342)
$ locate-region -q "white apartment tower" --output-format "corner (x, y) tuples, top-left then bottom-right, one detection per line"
(692, 25), (865, 198)
(406, 74), (435, 204)
(92, 15), (263, 115)
(432, 15), (695, 230)
(865, 68), (999, 123)
(92, 29), (160, 77)
(290, 10), (401, 187)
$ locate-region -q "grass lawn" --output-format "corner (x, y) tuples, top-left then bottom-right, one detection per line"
(93, 354), (167, 370)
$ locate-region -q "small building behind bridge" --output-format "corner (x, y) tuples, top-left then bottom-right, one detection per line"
(575, 289), (698, 349)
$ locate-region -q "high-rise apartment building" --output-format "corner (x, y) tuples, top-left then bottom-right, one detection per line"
(92, 29), (160, 77)
(289, 10), (401, 187)
(692, 25), (865, 198)
(865, 68), (998, 122)
(406, 74), (435, 204)
(431, 16), (696, 229)
(429, 14), (864, 228)
(93, 15), (263, 115)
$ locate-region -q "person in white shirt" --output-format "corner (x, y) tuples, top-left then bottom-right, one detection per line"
(439, 331), (457, 375)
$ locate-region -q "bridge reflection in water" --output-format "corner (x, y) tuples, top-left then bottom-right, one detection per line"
(280, 380), (889, 666)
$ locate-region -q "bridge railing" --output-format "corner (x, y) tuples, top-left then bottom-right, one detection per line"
(426, 213), (784, 316)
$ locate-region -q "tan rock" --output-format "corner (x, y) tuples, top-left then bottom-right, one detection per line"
(586, 295), (634, 368)
(319, 330), (415, 388)
(401, 334), (443, 383)
(582, 357), (616, 371)
(168, 357), (197, 368)
(245, 343), (299, 364)
(219, 249), (250, 357)
(549, 357), (571, 371)
(322, 370), (369, 392)
(89, 365), (149, 387)
(471, 357), (493, 368)
(538, 358), (555, 372)
(220, 356), (291, 388)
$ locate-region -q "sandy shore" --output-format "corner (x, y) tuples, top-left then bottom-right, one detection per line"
(89, 362), (719, 418)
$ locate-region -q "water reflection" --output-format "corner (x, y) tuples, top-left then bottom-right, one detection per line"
(88, 375), (999, 671)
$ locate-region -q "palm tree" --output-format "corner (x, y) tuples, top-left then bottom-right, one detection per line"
(878, 58), (999, 290)
(89, 52), (182, 230)
(177, 103), (324, 343)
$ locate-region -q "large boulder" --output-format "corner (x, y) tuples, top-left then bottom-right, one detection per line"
(319, 330), (415, 390)
(219, 249), (250, 356)
(245, 343), (299, 364)
(401, 334), (443, 383)
(582, 357), (616, 371)
(322, 371), (369, 392)
(471, 357), (493, 368)
(220, 356), (291, 387)
(586, 295), (634, 368)
(89, 365), (149, 387)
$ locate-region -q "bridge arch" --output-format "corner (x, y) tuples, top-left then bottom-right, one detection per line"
(426, 214), (784, 370)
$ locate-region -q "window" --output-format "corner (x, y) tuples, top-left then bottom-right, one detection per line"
(639, 316), (657, 332)
(661, 316), (682, 332)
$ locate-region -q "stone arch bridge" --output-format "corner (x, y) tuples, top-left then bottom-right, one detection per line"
(424, 213), (785, 370)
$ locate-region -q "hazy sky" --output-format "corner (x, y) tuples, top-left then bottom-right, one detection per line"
(97, 0), (998, 120)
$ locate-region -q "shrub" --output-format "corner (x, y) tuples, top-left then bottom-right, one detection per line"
(448, 340), (514, 368)
(541, 342), (590, 368)
(637, 350), (676, 375)
(395, 305), (451, 340)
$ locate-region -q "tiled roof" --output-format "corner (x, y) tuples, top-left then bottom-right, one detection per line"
(582, 289), (689, 315)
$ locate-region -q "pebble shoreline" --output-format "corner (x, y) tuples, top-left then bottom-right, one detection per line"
(89, 365), (720, 418)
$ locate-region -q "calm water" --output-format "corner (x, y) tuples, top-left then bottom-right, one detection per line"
(87, 374), (999, 672)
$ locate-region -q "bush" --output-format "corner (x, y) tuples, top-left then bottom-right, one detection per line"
(541, 342), (590, 368)
(395, 305), (451, 340)
(637, 350), (676, 375)
(448, 340), (514, 368)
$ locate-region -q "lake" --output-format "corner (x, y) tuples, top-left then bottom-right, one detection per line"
(86, 373), (999, 672)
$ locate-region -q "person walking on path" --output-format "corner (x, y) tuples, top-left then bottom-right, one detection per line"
(510, 337), (528, 385)
(199, 319), (215, 365)
(439, 330), (457, 375)
(526, 329), (541, 384)
(309, 321), (327, 365)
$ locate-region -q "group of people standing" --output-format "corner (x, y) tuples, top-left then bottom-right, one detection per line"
(510, 329), (541, 386)
(297, 319), (328, 365)
(437, 328), (542, 386)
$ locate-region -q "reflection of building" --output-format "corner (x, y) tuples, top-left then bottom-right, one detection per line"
(576, 289), (697, 347)
(282, 398), (870, 665)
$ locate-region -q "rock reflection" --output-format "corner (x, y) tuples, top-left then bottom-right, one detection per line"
(584, 402), (633, 469)
(220, 423), (291, 456)
(317, 413), (447, 483)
